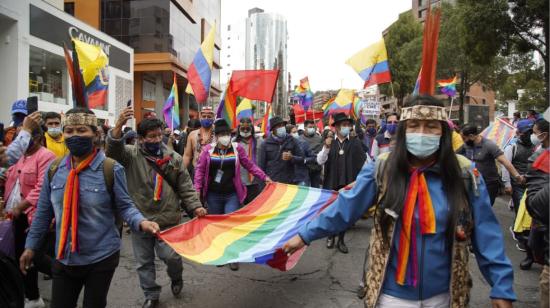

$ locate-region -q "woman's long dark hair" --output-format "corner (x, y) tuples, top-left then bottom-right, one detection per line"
(379, 95), (468, 244)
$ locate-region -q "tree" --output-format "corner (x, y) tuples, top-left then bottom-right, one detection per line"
(460, 0), (549, 102)
(381, 11), (423, 108)
(436, 2), (504, 123)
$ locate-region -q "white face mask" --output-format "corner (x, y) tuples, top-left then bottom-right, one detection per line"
(531, 133), (543, 146)
(306, 127), (316, 136)
(291, 132), (299, 139)
(218, 135), (231, 147)
(240, 131), (252, 138)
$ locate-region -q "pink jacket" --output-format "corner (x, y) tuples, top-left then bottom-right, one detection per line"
(4, 147), (56, 225)
(194, 142), (267, 203)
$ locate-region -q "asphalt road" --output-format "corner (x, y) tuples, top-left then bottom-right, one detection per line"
(37, 195), (541, 307)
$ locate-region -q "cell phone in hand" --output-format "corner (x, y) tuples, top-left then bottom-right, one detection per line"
(27, 96), (38, 114)
(126, 99), (132, 107)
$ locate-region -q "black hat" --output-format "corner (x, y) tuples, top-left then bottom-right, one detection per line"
(331, 112), (354, 127)
(214, 118), (231, 134)
(269, 116), (287, 131)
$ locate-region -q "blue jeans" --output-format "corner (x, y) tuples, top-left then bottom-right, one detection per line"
(206, 192), (240, 214)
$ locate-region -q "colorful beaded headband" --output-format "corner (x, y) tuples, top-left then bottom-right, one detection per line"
(400, 105), (448, 121)
(62, 113), (98, 127)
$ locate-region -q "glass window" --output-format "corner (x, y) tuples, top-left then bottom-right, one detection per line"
(29, 46), (68, 105)
(64, 2), (75, 16)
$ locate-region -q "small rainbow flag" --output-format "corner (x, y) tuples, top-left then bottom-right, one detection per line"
(216, 82), (237, 129)
(437, 76), (457, 97)
(261, 103), (273, 135)
(162, 73), (179, 129)
(481, 118), (517, 149)
(159, 183), (338, 271)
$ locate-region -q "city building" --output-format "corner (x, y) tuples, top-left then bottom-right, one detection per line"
(0, 0), (133, 125)
(221, 20), (246, 84)
(412, 0), (455, 22)
(245, 8), (288, 119)
(65, 0), (221, 124)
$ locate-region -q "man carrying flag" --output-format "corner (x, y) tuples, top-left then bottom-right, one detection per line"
(107, 106), (206, 308)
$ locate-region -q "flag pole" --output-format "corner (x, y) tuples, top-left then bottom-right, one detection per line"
(448, 96), (454, 119)
(390, 81), (395, 98)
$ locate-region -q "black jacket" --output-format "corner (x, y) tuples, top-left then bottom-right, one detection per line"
(258, 134), (305, 184)
(525, 149), (549, 265)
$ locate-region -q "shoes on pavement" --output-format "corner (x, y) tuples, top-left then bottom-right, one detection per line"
(229, 263), (239, 271)
(516, 242), (527, 252)
(336, 240), (349, 254)
(171, 279), (183, 296)
(520, 256), (533, 270)
(509, 226), (518, 242)
(326, 237), (335, 249)
(24, 298), (45, 308)
(142, 299), (159, 308)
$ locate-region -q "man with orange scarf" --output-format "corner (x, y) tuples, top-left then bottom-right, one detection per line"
(20, 107), (159, 308)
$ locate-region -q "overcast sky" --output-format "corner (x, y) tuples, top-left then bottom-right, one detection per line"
(221, 0), (411, 91)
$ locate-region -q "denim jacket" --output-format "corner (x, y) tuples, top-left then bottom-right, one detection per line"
(25, 151), (145, 265)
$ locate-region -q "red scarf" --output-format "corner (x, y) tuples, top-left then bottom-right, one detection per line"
(533, 149), (550, 174)
(143, 154), (171, 201)
(56, 149), (98, 259)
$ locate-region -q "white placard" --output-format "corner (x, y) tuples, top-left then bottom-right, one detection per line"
(363, 100), (381, 116)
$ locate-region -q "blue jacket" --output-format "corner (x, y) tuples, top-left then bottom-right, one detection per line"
(25, 151), (145, 266)
(299, 161), (516, 301)
(258, 134), (305, 184)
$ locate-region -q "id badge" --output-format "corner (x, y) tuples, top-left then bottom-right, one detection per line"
(214, 169), (224, 183)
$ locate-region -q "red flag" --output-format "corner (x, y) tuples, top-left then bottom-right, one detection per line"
(293, 104), (305, 124)
(306, 110), (324, 120)
(316, 119), (324, 133)
(230, 70), (279, 103)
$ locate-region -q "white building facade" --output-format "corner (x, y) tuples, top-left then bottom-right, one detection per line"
(0, 0), (133, 125)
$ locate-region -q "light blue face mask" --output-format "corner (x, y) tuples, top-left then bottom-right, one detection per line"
(406, 133), (441, 159)
(339, 126), (350, 137)
(276, 126), (287, 138)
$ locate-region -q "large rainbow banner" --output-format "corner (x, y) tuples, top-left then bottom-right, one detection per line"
(159, 183), (338, 271)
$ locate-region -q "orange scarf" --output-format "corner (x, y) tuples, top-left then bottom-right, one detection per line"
(56, 149), (98, 259)
(395, 167), (436, 286)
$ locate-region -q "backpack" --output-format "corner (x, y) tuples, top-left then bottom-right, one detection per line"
(48, 157), (122, 235)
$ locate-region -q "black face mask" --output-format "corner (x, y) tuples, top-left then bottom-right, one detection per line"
(520, 133), (532, 145)
(65, 136), (94, 157)
(144, 142), (162, 156)
(465, 140), (475, 147)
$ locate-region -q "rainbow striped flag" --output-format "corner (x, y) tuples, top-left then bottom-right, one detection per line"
(437, 76), (457, 97)
(481, 118), (517, 149)
(162, 73), (179, 129)
(216, 83), (237, 128)
(159, 183), (338, 271)
(261, 103), (273, 135)
(185, 25), (216, 103)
